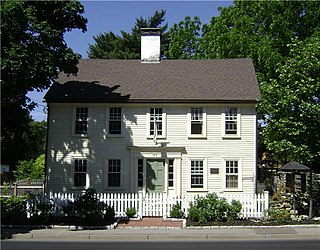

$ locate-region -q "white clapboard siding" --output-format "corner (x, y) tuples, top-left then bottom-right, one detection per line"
(47, 103), (257, 195)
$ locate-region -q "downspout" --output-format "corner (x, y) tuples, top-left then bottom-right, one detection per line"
(309, 163), (313, 219)
(253, 105), (258, 194)
(44, 103), (51, 194)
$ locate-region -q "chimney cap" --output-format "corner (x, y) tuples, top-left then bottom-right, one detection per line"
(141, 28), (161, 36)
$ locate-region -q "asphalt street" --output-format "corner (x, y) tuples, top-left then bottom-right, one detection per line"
(2, 239), (320, 250)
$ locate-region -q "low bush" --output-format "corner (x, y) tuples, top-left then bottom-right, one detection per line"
(63, 188), (115, 226)
(267, 208), (291, 224)
(170, 203), (184, 219)
(125, 207), (137, 218)
(0, 196), (28, 225)
(188, 193), (242, 224)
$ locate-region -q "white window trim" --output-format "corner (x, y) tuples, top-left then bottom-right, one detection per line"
(222, 107), (241, 138)
(222, 158), (242, 192)
(188, 107), (207, 138)
(104, 158), (123, 190)
(71, 157), (90, 190)
(187, 157), (208, 192)
(146, 107), (167, 139)
(106, 106), (125, 137)
(72, 106), (90, 137)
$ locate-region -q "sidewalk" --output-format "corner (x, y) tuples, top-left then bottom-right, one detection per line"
(2, 225), (320, 241)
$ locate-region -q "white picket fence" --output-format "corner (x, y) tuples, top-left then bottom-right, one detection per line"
(43, 191), (269, 219)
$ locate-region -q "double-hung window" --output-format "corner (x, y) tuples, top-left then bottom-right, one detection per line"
(190, 160), (204, 189)
(225, 160), (240, 190)
(150, 108), (163, 136)
(74, 159), (87, 187)
(75, 107), (88, 135)
(224, 107), (238, 135)
(109, 107), (122, 134)
(189, 108), (206, 138)
(108, 159), (121, 187)
(191, 108), (203, 134)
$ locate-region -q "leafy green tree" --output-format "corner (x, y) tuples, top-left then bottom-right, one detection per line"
(88, 10), (169, 59)
(165, 16), (202, 59)
(260, 33), (320, 165)
(1, 0), (87, 167)
(201, 1), (320, 81)
(166, 1), (320, 167)
(15, 154), (45, 180)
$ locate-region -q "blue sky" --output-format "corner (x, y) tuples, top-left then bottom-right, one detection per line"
(30, 0), (232, 121)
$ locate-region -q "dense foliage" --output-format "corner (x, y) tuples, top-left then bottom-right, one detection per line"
(1, 189), (115, 226)
(1, 0), (87, 167)
(169, 203), (184, 219)
(15, 154), (45, 180)
(188, 193), (242, 223)
(166, 1), (320, 168)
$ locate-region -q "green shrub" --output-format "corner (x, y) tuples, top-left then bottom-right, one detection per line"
(1, 196), (28, 225)
(228, 200), (242, 222)
(187, 193), (242, 224)
(267, 209), (291, 224)
(170, 203), (184, 219)
(63, 188), (115, 226)
(27, 195), (54, 225)
(125, 207), (137, 218)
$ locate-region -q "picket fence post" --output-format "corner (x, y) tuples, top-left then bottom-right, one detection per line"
(138, 191), (143, 218)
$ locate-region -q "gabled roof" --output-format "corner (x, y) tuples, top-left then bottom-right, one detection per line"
(280, 161), (310, 172)
(44, 59), (260, 103)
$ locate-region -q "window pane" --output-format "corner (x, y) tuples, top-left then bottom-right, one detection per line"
(108, 159), (121, 187)
(225, 107), (237, 134)
(226, 160), (238, 189)
(226, 175), (238, 188)
(191, 160), (203, 188)
(75, 107), (88, 134)
(191, 122), (202, 134)
(74, 159), (87, 187)
(150, 108), (163, 135)
(109, 108), (121, 134)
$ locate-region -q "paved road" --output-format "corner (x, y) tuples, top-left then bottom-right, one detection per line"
(2, 239), (320, 250)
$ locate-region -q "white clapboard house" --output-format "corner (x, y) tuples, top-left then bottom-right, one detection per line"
(44, 28), (261, 198)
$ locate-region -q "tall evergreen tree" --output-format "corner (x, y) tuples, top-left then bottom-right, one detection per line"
(88, 10), (169, 59)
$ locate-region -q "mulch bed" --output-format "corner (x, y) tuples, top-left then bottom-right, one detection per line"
(187, 218), (320, 227)
(117, 217), (183, 228)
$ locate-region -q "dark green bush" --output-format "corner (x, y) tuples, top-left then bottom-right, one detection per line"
(26, 194), (55, 225)
(125, 207), (137, 218)
(1, 196), (28, 225)
(170, 203), (184, 219)
(63, 188), (115, 226)
(188, 193), (242, 224)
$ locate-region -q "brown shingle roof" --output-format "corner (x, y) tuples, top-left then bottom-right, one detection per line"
(44, 59), (260, 103)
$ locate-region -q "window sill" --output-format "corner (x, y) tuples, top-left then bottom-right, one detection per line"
(222, 135), (241, 139)
(71, 186), (88, 190)
(72, 134), (89, 139)
(188, 135), (207, 139)
(104, 187), (125, 191)
(186, 189), (208, 193)
(106, 134), (124, 138)
(222, 189), (243, 192)
(147, 136), (167, 140)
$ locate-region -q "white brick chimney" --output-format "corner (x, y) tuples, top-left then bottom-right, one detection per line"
(141, 28), (161, 62)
